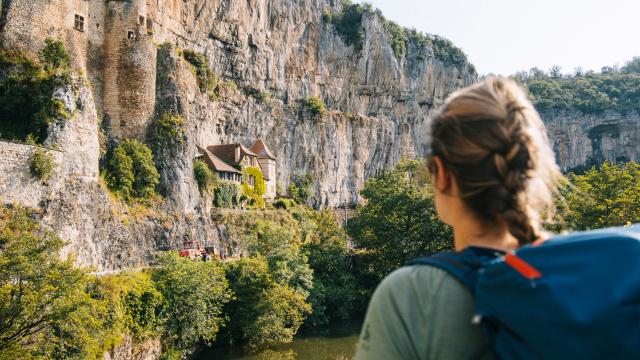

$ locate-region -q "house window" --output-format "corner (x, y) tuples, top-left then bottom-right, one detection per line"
(139, 15), (145, 26)
(127, 30), (136, 40)
(146, 18), (153, 33)
(74, 14), (85, 32)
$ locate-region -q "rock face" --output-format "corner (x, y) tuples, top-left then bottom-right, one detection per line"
(1, 0), (636, 274)
(1, 0), (476, 270)
(1, 0), (475, 209)
(542, 110), (640, 172)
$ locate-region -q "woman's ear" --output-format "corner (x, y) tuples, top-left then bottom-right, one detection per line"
(432, 156), (451, 193)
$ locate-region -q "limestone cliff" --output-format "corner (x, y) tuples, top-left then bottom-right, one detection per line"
(542, 109), (640, 172)
(0, 0), (475, 269)
(5, 0), (635, 273)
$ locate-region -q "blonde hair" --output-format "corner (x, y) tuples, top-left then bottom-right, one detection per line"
(428, 77), (561, 245)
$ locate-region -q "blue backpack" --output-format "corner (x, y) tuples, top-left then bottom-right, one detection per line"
(408, 225), (640, 359)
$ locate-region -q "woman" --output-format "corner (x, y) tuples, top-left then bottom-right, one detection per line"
(354, 77), (561, 359)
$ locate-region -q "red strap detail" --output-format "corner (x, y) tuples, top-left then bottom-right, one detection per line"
(504, 253), (542, 280)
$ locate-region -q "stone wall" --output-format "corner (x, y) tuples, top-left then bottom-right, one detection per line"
(0, 140), (63, 208)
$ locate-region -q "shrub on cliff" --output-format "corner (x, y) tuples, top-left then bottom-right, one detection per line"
(30, 147), (55, 182)
(193, 158), (217, 194)
(152, 252), (231, 356)
(272, 198), (295, 210)
(181, 49), (218, 98)
(243, 86), (272, 103)
(300, 96), (326, 117)
(324, 2), (474, 73)
(0, 206), (107, 359)
(328, 0), (372, 51)
(39, 38), (70, 72)
(149, 112), (186, 155)
(106, 140), (160, 200)
(0, 39), (73, 143)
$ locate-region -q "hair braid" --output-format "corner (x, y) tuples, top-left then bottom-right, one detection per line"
(428, 77), (561, 246)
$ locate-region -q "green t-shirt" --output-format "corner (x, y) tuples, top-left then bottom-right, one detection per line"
(355, 265), (488, 360)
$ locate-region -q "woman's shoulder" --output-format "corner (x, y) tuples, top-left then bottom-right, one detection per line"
(377, 263), (472, 300)
(356, 264), (485, 360)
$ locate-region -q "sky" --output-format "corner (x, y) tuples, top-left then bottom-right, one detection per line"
(366, 0), (639, 76)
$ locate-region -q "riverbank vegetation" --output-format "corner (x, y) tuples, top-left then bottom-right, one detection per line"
(1, 160), (638, 359)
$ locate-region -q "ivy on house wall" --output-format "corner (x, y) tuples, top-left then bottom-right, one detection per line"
(214, 181), (241, 208)
(241, 166), (266, 208)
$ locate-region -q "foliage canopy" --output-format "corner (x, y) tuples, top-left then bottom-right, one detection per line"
(106, 140), (160, 200)
(347, 160), (453, 284)
(559, 162), (640, 230)
(515, 63), (640, 114)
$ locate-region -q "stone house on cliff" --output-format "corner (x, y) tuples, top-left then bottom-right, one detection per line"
(196, 139), (277, 200)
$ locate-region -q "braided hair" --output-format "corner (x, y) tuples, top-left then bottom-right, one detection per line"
(428, 77), (561, 246)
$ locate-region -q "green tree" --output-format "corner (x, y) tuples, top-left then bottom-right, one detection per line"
(106, 140), (159, 200)
(621, 56), (640, 74)
(299, 209), (360, 327)
(245, 221), (314, 297)
(560, 162), (640, 230)
(518, 60), (640, 114)
(0, 206), (105, 359)
(39, 38), (70, 72)
(223, 257), (311, 351)
(287, 174), (313, 204)
(106, 145), (135, 198)
(152, 252), (231, 356)
(347, 160), (453, 286)
(244, 284), (310, 351)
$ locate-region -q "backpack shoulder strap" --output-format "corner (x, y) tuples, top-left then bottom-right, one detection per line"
(407, 251), (478, 292)
(407, 247), (504, 293)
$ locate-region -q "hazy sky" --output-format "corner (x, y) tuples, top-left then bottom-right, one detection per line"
(367, 0), (639, 76)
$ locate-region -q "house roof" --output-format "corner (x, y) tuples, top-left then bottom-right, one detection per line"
(250, 139), (276, 160)
(239, 144), (258, 157)
(207, 143), (258, 165)
(197, 145), (241, 174)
